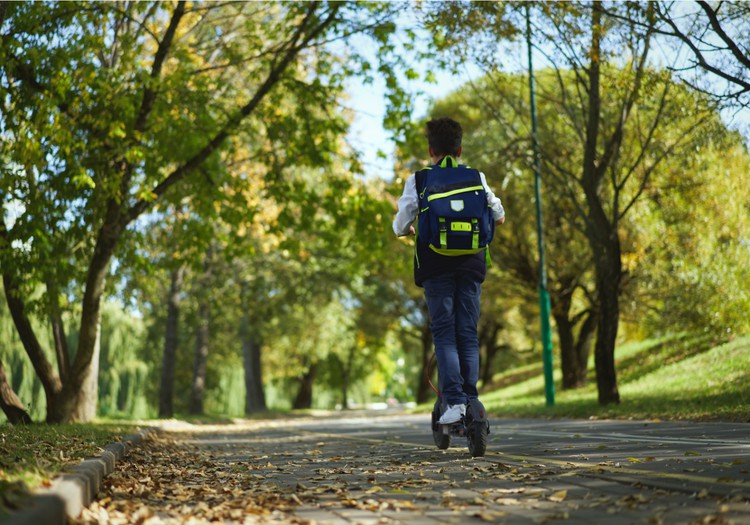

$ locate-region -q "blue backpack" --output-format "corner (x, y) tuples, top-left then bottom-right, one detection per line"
(415, 156), (494, 256)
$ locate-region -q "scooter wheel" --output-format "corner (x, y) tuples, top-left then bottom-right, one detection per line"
(467, 421), (488, 457)
(431, 406), (451, 450)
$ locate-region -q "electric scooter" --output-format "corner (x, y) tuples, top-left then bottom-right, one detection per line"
(427, 355), (490, 457)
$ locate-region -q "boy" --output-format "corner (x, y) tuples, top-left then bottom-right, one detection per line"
(393, 117), (505, 424)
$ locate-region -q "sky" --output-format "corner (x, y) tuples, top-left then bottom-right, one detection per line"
(345, 74), (439, 182)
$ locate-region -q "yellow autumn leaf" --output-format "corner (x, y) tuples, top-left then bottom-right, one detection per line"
(549, 489), (568, 502)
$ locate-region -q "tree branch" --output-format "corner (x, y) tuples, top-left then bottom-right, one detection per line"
(618, 113), (710, 221)
(655, 3), (750, 92)
(697, 0), (750, 70)
(1, 273), (62, 398)
(616, 80), (671, 196)
(126, 2), (341, 224)
(600, 4), (654, 179)
(0, 358), (32, 425)
(132, 1), (186, 135)
(46, 279), (71, 383)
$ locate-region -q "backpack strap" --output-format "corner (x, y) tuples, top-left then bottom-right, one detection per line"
(439, 155), (457, 168)
(415, 167), (432, 208)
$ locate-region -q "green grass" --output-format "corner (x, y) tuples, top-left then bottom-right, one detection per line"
(479, 333), (750, 421)
(0, 423), (137, 490)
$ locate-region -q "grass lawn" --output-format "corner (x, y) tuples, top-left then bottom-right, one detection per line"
(0, 423), (137, 491)
(480, 333), (750, 421)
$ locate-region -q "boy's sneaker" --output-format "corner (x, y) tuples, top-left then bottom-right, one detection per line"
(438, 403), (466, 424)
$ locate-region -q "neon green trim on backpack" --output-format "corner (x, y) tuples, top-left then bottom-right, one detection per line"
(429, 245), (484, 256)
(439, 155), (458, 168)
(427, 185), (484, 202)
(471, 218), (479, 250)
(438, 217), (447, 248)
(451, 222), (472, 232)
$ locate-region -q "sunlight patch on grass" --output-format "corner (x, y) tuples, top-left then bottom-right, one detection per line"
(482, 334), (750, 421)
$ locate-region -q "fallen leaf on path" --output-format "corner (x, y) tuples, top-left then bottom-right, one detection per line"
(475, 511), (507, 522)
(548, 490), (567, 502)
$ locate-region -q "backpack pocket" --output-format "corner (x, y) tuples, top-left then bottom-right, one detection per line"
(426, 186), (490, 254)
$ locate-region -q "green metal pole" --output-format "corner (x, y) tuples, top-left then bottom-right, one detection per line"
(526, 3), (555, 406)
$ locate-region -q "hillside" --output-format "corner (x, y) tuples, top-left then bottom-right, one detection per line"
(480, 333), (750, 421)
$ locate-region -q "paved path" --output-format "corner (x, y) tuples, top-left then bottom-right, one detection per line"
(76, 413), (750, 524)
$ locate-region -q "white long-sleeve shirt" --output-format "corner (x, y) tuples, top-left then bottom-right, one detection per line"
(392, 170), (505, 236)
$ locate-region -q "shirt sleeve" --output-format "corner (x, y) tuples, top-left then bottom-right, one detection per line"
(392, 174), (418, 236)
(480, 171), (505, 222)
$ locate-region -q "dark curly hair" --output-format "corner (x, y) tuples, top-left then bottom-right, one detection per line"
(426, 117), (462, 157)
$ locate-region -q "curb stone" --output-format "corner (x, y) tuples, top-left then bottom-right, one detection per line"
(0, 427), (154, 525)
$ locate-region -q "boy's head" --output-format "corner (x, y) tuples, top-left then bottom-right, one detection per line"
(426, 117), (463, 158)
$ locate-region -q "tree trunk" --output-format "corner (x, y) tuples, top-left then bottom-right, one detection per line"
(47, 280), (70, 383)
(340, 359), (349, 410)
(580, 2), (620, 405)
(479, 319), (502, 386)
(292, 364), (317, 410)
(415, 309), (434, 405)
(189, 249), (212, 415)
(159, 265), (185, 418)
(52, 215), (123, 423)
(592, 241), (622, 404)
(2, 273), (63, 418)
(0, 358), (32, 424)
(339, 346), (357, 410)
(189, 297), (209, 415)
(552, 288), (583, 389)
(554, 310), (578, 390)
(241, 313), (266, 414)
(574, 310), (596, 386)
(69, 311), (101, 421)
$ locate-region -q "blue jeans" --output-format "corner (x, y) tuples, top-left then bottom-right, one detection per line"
(423, 272), (482, 406)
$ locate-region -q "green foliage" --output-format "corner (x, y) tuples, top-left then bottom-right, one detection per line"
(98, 303), (153, 419)
(633, 141), (750, 336)
(417, 1), (521, 68)
(204, 362), (245, 418)
(410, 52), (750, 364)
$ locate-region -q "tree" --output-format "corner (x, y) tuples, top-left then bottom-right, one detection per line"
(189, 247), (212, 415)
(0, 1), (406, 422)
(529, 2), (718, 404)
(158, 264), (185, 418)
